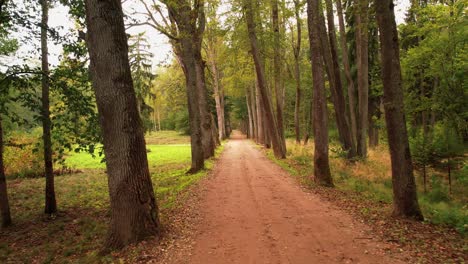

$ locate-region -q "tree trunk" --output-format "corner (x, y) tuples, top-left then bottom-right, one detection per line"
(355, 0), (369, 158)
(375, 0), (423, 220)
(84, 0), (162, 250)
(211, 114), (220, 146)
(368, 97), (380, 147)
(255, 79), (265, 144)
(180, 42), (206, 172)
(272, 0), (286, 152)
(41, 0), (56, 215)
(336, 0), (358, 149)
(208, 50), (226, 141)
(249, 84), (258, 140)
(195, 50), (215, 158)
(307, 0), (333, 186)
(293, 0), (302, 144)
(321, 2), (356, 158)
(246, 94), (254, 138)
(244, 0), (285, 158)
(0, 115), (11, 228)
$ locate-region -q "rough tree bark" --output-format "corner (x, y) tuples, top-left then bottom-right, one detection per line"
(195, 48), (216, 158)
(272, 0), (286, 151)
(293, 0), (302, 144)
(375, 0), (423, 220)
(41, 0), (56, 215)
(319, 3), (355, 158)
(307, 0), (333, 186)
(336, 0), (358, 148)
(193, 4), (216, 158)
(0, 116), (11, 228)
(355, 0), (369, 158)
(164, 1), (206, 172)
(84, 0), (161, 250)
(245, 0), (285, 158)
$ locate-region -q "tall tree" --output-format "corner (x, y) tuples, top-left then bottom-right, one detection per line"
(41, 0), (56, 215)
(128, 33), (155, 131)
(271, 0), (286, 151)
(375, 0), (423, 220)
(307, 0), (333, 186)
(84, 0), (161, 249)
(205, 17), (226, 141)
(292, 0), (302, 144)
(336, 0), (357, 149)
(355, 0), (369, 158)
(244, 0), (285, 158)
(135, 0), (213, 170)
(320, 1), (355, 158)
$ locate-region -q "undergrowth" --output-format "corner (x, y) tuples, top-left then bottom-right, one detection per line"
(0, 131), (224, 263)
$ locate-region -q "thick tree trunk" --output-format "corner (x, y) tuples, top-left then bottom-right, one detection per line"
(195, 50), (215, 158)
(336, 0), (358, 149)
(84, 0), (161, 250)
(375, 0), (423, 220)
(272, 0), (286, 152)
(245, 0), (285, 159)
(320, 3), (356, 158)
(41, 0), (56, 215)
(307, 0), (333, 186)
(355, 0), (369, 158)
(0, 116), (11, 228)
(180, 42), (206, 172)
(293, 0), (302, 144)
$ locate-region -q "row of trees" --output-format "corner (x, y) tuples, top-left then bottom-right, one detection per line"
(230, 0), (425, 218)
(0, 0), (465, 252)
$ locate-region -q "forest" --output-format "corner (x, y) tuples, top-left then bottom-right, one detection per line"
(0, 0), (466, 263)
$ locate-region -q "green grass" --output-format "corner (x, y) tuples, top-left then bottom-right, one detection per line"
(0, 131), (224, 263)
(144, 130), (190, 145)
(65, 144), (192, 170)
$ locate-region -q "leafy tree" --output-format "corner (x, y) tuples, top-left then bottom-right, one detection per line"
(84, 0), (161, 250)
(129, 33), (155, 132)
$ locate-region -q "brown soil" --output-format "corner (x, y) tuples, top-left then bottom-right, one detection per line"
(167, 132), (409, 264)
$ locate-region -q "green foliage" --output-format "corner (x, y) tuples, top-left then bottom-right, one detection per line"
(410, 129), (435, 168)
(129, 33), (155, 132)
(401, 1), (467, 136)
(431, 124), (465, 162)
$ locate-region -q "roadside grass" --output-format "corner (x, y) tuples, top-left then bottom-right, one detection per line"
(265, 139), (467, 234)
(0, 132), (223, 263)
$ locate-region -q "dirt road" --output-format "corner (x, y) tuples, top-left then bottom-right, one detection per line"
(174, 133), (405, 264)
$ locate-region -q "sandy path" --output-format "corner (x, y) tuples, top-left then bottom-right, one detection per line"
(177, 133), (404, 264)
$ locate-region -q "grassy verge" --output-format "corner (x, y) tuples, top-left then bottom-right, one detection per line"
(263, 139), (467, 263)
(0, 132), (224, 263)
